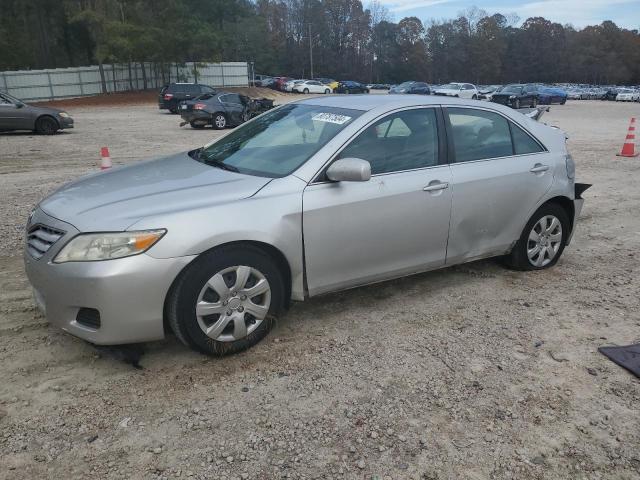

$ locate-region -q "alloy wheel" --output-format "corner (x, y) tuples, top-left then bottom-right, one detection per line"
(195, 265), (271, 342)
(214, 114), (226, 129)
(527, 215), (563, 267)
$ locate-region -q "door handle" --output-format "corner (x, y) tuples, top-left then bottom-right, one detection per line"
(530, 164), (549, 173)
(423, 181), (449, 192)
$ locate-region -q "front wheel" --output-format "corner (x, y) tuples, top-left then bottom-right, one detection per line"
(504, 203), (569, 271)
(303, 88), (309, 94)
(212, 113), (227, 130)
(167, 245), (285, 356)
(36, 116), (59, 135)
(324, 89), (330, 94)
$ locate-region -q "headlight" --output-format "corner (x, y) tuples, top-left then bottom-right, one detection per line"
(509, 95), (516, 99)
(58, 112), (70, 118)
(53, 229), (166, 263)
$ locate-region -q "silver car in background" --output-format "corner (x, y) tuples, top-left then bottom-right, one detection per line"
(24, 96), (589, 355)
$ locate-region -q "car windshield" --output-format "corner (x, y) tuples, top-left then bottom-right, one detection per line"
(502, 85), (523, 94)
(195, 104), (363, 178)
(441, 84), (461, 90)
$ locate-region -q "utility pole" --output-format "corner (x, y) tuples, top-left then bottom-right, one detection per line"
(309, 24), (314, 79)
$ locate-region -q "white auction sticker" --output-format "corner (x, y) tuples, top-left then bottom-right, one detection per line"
(312, 113), (352, 125)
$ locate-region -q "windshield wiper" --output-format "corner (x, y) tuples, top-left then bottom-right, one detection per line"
(207, 158), (240, 173)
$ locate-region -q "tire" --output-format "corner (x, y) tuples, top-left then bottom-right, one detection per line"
(532, 97), (538, 107)
(324, 89), (330, 94)
(514, 99), (521, 109)
(561, 98), (566, 105)
(504, 203), (569, 271)
(303, 88), (309, 94)
(190, 122), (205, 129)
(472, 94), (478, 100)
(167, 245), (285, 356)
(212, 113), (227, 130)
(35, 116), (59, 135)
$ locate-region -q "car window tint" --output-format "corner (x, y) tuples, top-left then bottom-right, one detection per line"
(220, 94), (242, 104)
(338, 108), (439, 175)
(185, 85), (200, 94)
(511, 122), (544, 155)
(448, 108), (513, 162)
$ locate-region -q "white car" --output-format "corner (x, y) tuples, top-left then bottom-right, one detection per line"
(616, 89), (639, 102)
(284, 80), (306, 92)
(292, 80), (332, 94)
(433, 82), (479, 99)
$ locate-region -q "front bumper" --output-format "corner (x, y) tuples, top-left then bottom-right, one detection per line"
(59, 117), (74, 129)
(24, 208), (195, 345)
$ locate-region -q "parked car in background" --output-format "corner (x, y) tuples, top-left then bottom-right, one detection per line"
(388, 81), (430, 95)
(335, 81), (369, 94)
(567, 89), (582, 100)
(24, 95), (588, 356)
(178, 92), (249, 129)
(477, 85), (502, 100)
(273, 77), (292, 91)
(491, 84), (539, 109)
(314, 78), (339, 92)
(0, 91), (74, 134)
(433, 82), (479, 99)
(257, 78), (276, 88)
(284, 80), (306, 92)
(601, 88), (619, 101)
(616, 89), (639, 102)
(537, 86), (567, 105)
(368, 84), (390, 90)
(292, 80), (332, 94)
(159, 83), (216, 114)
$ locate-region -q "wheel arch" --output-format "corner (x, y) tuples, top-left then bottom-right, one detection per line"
(163, 240), (293, 332)
(539, 196), (575, 242)
(36, 114), (60, 130)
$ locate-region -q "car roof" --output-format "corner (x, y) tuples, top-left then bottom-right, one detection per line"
(297, 94), (504, 112)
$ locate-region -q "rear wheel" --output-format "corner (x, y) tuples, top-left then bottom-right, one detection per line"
(167, 245), (285, 356)
(504, 203), (569, 271)
(324, 89), (330, 94)
(514, 99), (521, 109)
(35, 116), (59, 135)
(303, 88), (309, 94)
(212, 113), (227, 130)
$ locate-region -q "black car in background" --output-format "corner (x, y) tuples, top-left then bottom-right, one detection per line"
(388, 81), (430, 95)
(159, 83), (216, 113)
(0, 91), (74, 134)
(490, 84), (539, 109)
(179, 92), (250, 129)
(601, 88), (620, 101)
(335, 81), (369, 94)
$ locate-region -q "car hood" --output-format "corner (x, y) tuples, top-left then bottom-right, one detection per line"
(27, 103), (66, 115)
(39, 152), (272, 232)
(434, 88), (461, 94)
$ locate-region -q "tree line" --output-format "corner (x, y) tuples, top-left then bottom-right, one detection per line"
(1, 0), (639, 86)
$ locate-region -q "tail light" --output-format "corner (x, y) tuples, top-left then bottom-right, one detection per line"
(163, 93), (173, 100)
(194, 103), (206, 110)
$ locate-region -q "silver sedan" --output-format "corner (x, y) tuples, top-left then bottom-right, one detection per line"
(25, 96), (589, 355)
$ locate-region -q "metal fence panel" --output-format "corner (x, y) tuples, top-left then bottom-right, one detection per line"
(0, 62), (249, 101)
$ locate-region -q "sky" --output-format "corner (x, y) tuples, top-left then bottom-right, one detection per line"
(374, 0), (640, 29)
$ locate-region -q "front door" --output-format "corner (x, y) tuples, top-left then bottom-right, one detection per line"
(303, 107), (452, 296)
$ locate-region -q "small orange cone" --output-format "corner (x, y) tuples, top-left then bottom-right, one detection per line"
(100, 146), (113, 169)
(617, 118), (639, 157)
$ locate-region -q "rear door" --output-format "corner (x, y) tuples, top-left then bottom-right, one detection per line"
(303, 107), (452, 296)
(444, 106), (555, 264)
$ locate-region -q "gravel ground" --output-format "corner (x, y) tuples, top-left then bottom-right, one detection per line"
(0, 94), (639, 480)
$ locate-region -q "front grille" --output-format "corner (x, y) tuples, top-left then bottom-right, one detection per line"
(76, 308), (101, 329)
(26, 225), (65, 259)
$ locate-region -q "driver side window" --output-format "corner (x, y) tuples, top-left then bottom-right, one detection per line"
(338, 108), (439, 175)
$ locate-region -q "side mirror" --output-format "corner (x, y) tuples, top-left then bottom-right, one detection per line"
(326, 158), (371, 182)
(16, 102), (25, 108)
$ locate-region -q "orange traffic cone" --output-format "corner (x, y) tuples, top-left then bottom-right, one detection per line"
(617, 118), (639, 157)
(100, 146), (113, 169)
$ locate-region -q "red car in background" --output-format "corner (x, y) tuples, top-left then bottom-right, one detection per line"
(273, 77), (292, 91)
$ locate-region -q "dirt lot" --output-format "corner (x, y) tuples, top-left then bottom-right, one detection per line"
(1, 92), (639, 480)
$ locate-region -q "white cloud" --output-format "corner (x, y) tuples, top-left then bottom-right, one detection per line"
(374, 0), (457, 13)
(490, 0), (640, 27)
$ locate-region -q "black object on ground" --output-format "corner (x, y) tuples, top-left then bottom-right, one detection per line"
(598, 344), (640, 378)
(94, 344), (146, 369)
